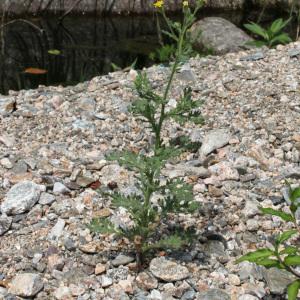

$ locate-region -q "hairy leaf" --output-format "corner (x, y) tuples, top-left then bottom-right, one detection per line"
(88, 218), (117, 234)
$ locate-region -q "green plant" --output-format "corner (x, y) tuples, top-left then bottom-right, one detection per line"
(149, 44), (176, 63)
(89, 0), (204, 269)
(149, 0), (201, 64)
(237, 183), (300, 300)
(244, 18), (292, 48)
(290, 0), (300, 41)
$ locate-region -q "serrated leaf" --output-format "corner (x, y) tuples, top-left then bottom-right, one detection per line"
(280, 246), (299, 255)
(284, 255), (300, 266)
(288, 280), (300, 300)
(260, 207), (295, 222)
(236, 248), (274, 264)
(255, 258), (280, 268)
(276, 230), (298, 245)
(290, 187), (300, 203)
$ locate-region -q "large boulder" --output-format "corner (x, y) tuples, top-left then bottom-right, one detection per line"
(190, 17), (253, 55)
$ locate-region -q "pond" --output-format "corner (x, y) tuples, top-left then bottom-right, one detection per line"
(0, 8), (296, 95)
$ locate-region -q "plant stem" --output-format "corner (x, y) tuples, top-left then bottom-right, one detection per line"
(154, 21), (186, 153)
(275, 247), (300, 278)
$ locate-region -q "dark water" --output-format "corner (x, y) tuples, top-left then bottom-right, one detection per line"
(0, 9), (296, 95)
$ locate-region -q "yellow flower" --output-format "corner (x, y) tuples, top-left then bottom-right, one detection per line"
(183, 0), (189, 6)
(154, 0), (164, 8)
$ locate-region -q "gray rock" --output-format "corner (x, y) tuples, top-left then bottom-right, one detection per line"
(0, 97), (15, 116)
(208, 161), (239, 181)
(242, 199), (260, 218)
(240, 52), (265, 61)
(190, 17), (252, 55)
(111, 254), (135, 267)
(263, 267), (297, 294)
(38, 192), (56, 205)
(11, 160), (28, 174)
(1, 181), (45, 215)
(0, 286), (8, 297)
(149, 257), (190, 282)
(0, 134), (15, 147)
(288, 48), (300, 58)
(72, 119), (95, 131)
(238, 295), (259, 300)
(107, 266), (129, 281)
(17, 104), (38, 117)
(48, 218), (65, 241)
(76, 176), (95, 187)
(199, 129), (231, 157)
(238, 261), (264, 281)
(77, 97), (96, 112)
(135, 272), (158, 290)
(196, 289), (230, 300)
(53, 286), (72, 299)
(182, 290), (196, 300)
(205, 240), (226, 257)
(8, 273), (43, 297)
(0, 158), (13, 169)
(100, 275), (113, 287)
(53, 182), (70, 195)
(0, 214), (12, 235)
(178, 64), (196, 82)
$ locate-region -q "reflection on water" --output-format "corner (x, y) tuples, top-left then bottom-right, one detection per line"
(0, 9), (296, 95)
(0, 15), (162, 95)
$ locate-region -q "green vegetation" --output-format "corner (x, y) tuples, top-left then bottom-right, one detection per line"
(149, 1), (202, 64)
(244, 18), (292, 48)
(237, 184), (300, 300)
(89, 0), (204, 269)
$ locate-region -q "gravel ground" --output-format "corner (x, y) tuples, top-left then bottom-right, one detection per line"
(1, 42), (300, 299)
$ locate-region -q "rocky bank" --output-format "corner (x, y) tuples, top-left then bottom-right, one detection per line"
(0, 0), (298, 16)
(1, 42), (300, 299)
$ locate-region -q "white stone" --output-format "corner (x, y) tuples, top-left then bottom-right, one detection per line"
(199, 129), (231, 157)
(1, 181), (45, 215)
(53, 182), (70, 195)
(48, 218), (65, 241)
(0, 158), (13, 169)
(150, 257), (190, 282)
(8, 273), (43, 297)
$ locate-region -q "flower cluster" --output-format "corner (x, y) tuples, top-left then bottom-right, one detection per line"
(153, 0), (164, 8)
(153, 1), (189, 8)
